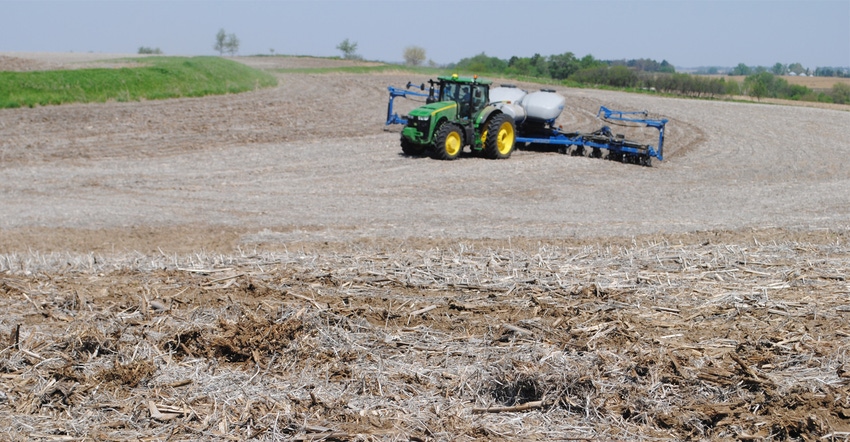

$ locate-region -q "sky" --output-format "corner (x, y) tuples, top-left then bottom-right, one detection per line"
(3, 0), (849, 69)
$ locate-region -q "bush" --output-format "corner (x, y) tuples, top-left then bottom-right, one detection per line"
(403, 46), (426, 66)
(829, 83), (850, 104)
(452, 53), (507, 74)
(138, 47), (162, 55)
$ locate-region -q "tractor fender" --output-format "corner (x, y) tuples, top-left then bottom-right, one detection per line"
(471, 107), (506, 149)
(430, 116), (452, 143)
(474, 105), (502, 127)
(477, 103), (525, 126)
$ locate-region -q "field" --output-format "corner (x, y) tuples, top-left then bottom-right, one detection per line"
(1, 53), (850, 441)
(704, 73), (850, 91)
(780, 75), (850, 90)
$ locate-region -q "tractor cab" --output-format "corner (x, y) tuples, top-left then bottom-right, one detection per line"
(436, 75), (490, 120)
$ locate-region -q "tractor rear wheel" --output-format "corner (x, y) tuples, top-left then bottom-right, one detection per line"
(483, 113), (516, 159)
(401, 137), (425, 156)
(432, 123), (463, 160)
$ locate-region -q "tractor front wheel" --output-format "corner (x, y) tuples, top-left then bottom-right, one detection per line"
(401, 137), (426, 156)
(433, 123), (463, 160)
(483, 113), (516, 159)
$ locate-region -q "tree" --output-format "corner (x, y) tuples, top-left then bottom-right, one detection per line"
(547, 52), (579, 80)
(771, 62), (786, 75)
(138, 46), (162, 54)
(579, 54), (604, 70)
(507, 55), (545, 77)
(830, 83), (850, 104)
(788, 62), (804, 75)
(225, 33), (240, 55)
(453, 52), (507, 73)
(214, 29), (239, 56)
(337, 38), (359, 59)
(744, 72), (775, 101)
(730, 63), (751, 76)
(815, 66), (835, 77)
(214, 28), (227, 55)
(403, 46), (426, 66)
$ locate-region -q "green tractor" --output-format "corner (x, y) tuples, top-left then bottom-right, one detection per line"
(400, 74), (516, 160)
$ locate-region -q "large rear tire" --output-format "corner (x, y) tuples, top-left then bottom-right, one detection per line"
(432, 123), (463, 160)
(483, 113), (516, 159)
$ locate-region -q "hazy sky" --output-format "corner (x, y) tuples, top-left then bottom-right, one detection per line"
(3, 0), (849, 68)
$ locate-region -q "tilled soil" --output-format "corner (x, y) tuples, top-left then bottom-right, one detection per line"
(1, 55), (849, 441)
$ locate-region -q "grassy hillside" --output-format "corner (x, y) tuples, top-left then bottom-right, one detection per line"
(0, 56), (278, 108)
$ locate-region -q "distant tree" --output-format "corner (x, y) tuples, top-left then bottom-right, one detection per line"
(788, 62), (805, 75)
(572, 66), (607, 85)
(137, 46), (162, 54)
(453, 52), (507, 73)
(507, 56), (530, 75)
(830, 83), (850, 104)
(609, 65), (638, 88)
(337, 38), (360, 59)
(225, 33), (240, 55)
(771, 62), (786, 75)
(507, 54), (546, 77)
(530, 53), (549, 77)
(788, 84), (810, 100)
(214, 28), (227, 55)
(403, 45), (426, 66)
(579, 54), (603, 70)
(547, 52), (580, 79)
(725, 78), (741, 95)
(815, 67), (837, 77)
(746, 78), (768, 101)
(730, 63), (751, 76)
(744, 72), (781, 101)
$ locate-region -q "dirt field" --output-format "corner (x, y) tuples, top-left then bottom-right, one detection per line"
(1, 54), (850, 441)
(781, 75), (850, 90)
(703, 73), (850, 91)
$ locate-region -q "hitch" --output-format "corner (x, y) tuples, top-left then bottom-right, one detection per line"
(386, 82), (440, 125)
(386, 82), (429, 125)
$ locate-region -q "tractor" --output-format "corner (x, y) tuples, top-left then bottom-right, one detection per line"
(388, 75), (668, 166)
(398, 74), (516, 160)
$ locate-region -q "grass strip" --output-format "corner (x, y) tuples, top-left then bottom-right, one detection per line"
(0, 56), (277, 108)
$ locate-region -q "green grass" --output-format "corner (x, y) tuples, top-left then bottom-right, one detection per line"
(0, 56), (278, 108)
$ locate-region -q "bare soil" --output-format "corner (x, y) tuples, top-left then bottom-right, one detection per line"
(1, 54), (850, 441)
(783, 75), (850, 90)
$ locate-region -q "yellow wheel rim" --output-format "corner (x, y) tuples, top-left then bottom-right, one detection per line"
(445, 131), (461, 157)
(496, 121), (515, 155)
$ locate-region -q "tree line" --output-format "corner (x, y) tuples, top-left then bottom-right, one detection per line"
(193, 31), (850, 105)
(446, 52), (849, 105)
(721, 62), (849, 78)
(450, 52), (675, 80)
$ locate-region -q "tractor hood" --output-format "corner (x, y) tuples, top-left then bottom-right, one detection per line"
(408, 101), (457, 119)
